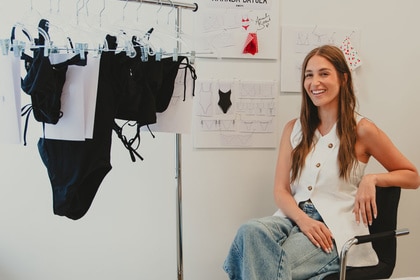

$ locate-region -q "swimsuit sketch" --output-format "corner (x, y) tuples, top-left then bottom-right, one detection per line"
(218, 89), (232, 114)
(197, 82), (213, 116)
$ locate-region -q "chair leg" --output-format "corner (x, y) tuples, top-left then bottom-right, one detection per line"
(339, 238), (358, 280)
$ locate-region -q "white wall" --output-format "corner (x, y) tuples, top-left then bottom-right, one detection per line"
(0, 1), (419, 280)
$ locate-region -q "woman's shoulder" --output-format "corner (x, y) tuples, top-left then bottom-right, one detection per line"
(285, 118), (299, 129)
(283, 118), (302, 146)
(283, 118), (300, 135)
(356, 115), (381, 141)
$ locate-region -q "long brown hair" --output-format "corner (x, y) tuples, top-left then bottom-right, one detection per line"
(290, 45), (358, 182)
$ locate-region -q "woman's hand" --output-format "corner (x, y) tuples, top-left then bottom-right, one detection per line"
(297, 216), (334, 253)
(354, 175), (377, 226)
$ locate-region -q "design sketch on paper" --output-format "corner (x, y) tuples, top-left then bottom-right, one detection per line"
(281, 25), (362, 93)
(193, 79), (278, 148)
(193, 6), (278, 59)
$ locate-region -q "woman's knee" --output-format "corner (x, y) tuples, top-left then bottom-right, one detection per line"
(237, 216), (289, 244)
(237, 219), (268, 237)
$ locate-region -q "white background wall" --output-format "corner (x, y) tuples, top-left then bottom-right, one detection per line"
(0, 1), (419, 280)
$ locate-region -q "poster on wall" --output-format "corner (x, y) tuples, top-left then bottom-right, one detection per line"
(193, 79), (278, 148)
(192, 0), (279, 59)
(280, 25), (361, 93)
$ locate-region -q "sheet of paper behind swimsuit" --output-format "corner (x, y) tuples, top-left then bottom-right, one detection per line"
(147, 67), (195, 134)
(0, 53), (22, 144)
(193, 79), (278, 149)
(44, 53), (85, 140)
(44, 53), (100, 140)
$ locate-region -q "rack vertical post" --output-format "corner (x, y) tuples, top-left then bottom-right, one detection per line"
(121, 1), (198, 279)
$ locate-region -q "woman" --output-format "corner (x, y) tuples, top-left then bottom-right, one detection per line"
(223, 45), (420, 280)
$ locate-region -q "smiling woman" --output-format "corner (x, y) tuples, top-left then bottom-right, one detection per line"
(223, 45), (420, 280)
(303, 55), (341, 118)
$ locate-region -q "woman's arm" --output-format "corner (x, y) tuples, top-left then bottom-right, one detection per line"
(354, 118), (420, 226)
(273, 119), (300, 218)
(273, 119), (334, 253)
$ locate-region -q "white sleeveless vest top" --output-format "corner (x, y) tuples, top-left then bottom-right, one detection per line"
(273, 117), (378, 267)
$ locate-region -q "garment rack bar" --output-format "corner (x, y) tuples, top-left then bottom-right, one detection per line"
(121, 0), (198, 12)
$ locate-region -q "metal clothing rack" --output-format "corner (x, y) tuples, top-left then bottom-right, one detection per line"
(121, 1), (198, 280)
(126, 0), (198, 11)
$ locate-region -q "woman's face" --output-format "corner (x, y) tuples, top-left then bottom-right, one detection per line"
(303, 55), (341, 109)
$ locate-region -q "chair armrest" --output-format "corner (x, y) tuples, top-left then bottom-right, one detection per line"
(339, 228), (409, 280)
(355, 228), (410, 244)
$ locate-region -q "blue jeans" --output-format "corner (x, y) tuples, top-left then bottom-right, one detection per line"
(223, 202), (340, 280)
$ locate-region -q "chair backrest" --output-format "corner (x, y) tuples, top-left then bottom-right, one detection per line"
(323, 186), (401, 280)
(369, 186), (401, 275)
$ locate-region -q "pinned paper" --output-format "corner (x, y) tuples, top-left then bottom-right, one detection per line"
(340, 36), (362, 70)
(0, 53), (22, 144)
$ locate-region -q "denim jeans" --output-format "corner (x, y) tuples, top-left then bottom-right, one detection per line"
(223, 202), (340, 280)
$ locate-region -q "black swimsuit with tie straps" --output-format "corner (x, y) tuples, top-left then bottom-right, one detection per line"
(37, 35), (121, 220)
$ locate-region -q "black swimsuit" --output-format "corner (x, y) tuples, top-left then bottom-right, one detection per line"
(37, 35), (120, 220)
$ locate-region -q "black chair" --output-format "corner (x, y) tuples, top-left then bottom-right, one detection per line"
(323, 186), (409, 280)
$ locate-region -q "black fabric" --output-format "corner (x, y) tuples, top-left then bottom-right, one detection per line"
(37, 35), (120, 220)
(115, 53), (193, 124)
(20, 19), (87, 125)
(218, 89), (232, 114)
(32, 29), (198, 216)
(111, 42), (149, 162)
(156, 55), (194, 112)
(323, 186), (401, 280)
(113, 41), (197, 162)
(115, 47), (158, 126)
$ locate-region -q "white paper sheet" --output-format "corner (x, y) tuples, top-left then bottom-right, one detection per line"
(0, 53), (22, 144)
